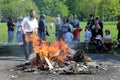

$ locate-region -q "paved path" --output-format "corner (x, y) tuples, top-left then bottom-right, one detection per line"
(0, 53), (120, 80)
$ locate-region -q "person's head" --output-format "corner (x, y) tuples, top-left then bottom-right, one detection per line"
(40, 14), (46, 19)
(8, 16), (13, 22)
(56, 13), (60, 17)
(18, 16), (23, 22)
(30, 9), (35, 18)
(95, 17), (100, 23)
(105, 29), (110, 35)
(89, 14), (94, 20)
(95, 17), (99, 20)
(63, 16), (69, 23)
(72, 13), (77, 19)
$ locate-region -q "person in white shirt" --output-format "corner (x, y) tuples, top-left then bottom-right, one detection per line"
(21, 9), (38, 61)
(84, 27), (92, 49)
(64, 27), (73, 48)
(16, 17), (23, 42)
(103, 29), (111, 39)
(55, 13), (61, 40)
(103, 29), (112, 50)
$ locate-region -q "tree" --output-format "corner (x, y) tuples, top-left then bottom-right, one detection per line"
(1, 0), (39, 21)
(99, 0), (120, 21)
(33, 0), (69, 18)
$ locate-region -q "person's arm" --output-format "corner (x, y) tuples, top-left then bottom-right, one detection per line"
(12, 22), (15, 27)
(21, 18), (26, 35)
(117, 22), (120, 30)
(34, 19), (38, 35)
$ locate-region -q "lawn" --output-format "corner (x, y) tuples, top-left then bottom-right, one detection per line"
(0, 21), (118, 43)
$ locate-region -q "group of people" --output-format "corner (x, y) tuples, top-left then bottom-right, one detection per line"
(7, 9), (82, 62)
(7, 16), (23, 43)
(54, 13), (82, 48)
(84, 14), (112, 51)
(7, 9), (120, 62)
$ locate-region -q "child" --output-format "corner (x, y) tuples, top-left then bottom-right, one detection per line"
(95, 35), (104, 52)
(103, 29), (111, 39)
(104, 29), (112, 50)
(64, 27), (73, 48)
(72, 27), (82, 41)
(84, 27), (92, 49)
(72, 27), (82, 48)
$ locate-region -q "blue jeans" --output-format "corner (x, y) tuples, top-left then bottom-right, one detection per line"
(38, 31), (46, 40)
(23, 32), (33, 60)
(16, 31), (23, 42)
(8, 31), (14, 42)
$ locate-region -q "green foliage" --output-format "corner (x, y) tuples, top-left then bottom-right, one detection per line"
(33, 0), (69, 18)
(1, 0), (40, 20)
(0, 0), (120, 20)
(46, 16), (54, 22)
(66, 0), (120, 20)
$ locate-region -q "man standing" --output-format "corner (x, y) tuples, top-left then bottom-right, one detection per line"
(55, 13), (61, 40)
(21, 9), (38, 62)
(70, 13), (80, 28)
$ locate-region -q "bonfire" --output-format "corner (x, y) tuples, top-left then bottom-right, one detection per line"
(17, 34), (92, 73)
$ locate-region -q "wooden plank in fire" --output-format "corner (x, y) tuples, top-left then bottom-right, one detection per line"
(45, 57), (54, 69)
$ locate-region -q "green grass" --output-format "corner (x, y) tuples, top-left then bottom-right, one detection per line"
(0, 21), (118, 43)
(0, 23), (17, 42)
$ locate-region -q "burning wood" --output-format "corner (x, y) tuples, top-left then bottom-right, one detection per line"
(44, 57), (54, 69)
(22, 34), (92, 73)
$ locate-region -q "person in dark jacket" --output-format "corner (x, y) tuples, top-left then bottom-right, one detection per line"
(7, 16), (15, 42)
(91, 22), (103, 38)
(87, 14), (95, 30)
(38, 14), (48, 41)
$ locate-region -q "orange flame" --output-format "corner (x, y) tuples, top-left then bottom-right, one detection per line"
(29, 34), (68, 65)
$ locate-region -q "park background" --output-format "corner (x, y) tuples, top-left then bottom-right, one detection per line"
(0, 0), (120, 43)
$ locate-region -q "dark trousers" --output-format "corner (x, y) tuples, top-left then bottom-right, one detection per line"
(117, 31), (120, 41)
(23, 32), (33, 60)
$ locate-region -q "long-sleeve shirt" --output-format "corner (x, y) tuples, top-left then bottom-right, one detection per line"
(7, 21), (15, 31)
